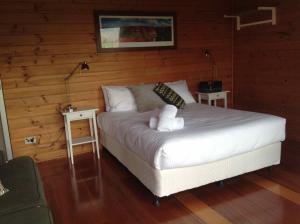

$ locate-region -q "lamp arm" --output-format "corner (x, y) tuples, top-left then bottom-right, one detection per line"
(208, 56), (217, 81)
(203, 49), (218, 80)
(64, 63), (81, 81)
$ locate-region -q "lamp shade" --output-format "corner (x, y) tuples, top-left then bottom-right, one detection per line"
(204, 49), (211, 57)
(65, 61), (89, 81)
(80, 61), (89, 71)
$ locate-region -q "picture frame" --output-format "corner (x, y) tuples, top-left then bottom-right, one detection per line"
(94, 11), (177, 52)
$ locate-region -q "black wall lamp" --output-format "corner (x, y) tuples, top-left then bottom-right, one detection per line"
(64, 61), (90, 112)
(203, 49), (218, 81)
(198, 49), (222, 93)
(64, 61), (89, 81)
(204, 49), (211, 58)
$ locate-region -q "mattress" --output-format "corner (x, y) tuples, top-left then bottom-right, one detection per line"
(97, 103), (286, 170)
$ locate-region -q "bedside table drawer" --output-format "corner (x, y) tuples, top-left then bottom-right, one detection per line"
(68, 110), (93, 121)
(209, 92), (225, 99)
(197, 91), (229, 108)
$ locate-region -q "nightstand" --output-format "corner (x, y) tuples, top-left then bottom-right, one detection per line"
(197, 91), (230, 108)
(62, 108), (99, 164)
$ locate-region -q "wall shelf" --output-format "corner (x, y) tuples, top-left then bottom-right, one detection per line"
(224, 6), (276, 30)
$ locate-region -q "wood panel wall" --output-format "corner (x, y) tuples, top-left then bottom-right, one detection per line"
(233, 0), (300, 172)
(0, 0), (233, 162)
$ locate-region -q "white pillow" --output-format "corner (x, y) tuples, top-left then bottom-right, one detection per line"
(101, 86), (111, 111)
(165, 80), (196, 103)
(101, 86), (137, 112)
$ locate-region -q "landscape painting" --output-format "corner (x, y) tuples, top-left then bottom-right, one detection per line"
(94, 11), (176, 52)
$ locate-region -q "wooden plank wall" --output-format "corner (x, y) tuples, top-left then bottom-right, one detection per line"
(233, 0), (300, 172)
(0, 0), (233, 162)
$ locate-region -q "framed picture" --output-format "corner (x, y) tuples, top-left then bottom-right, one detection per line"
(94, 11), (177, 52)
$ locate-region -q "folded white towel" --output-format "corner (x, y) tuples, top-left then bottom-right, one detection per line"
(149, 116), (158, 129)
(157, 116), (184, 132)
(148, 105), (184, 131)
(159, 104), (177, 119)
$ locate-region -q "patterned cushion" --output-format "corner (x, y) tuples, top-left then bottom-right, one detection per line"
(153, 82), (185, 109)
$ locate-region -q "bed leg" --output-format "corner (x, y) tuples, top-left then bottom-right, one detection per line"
(268, 166), (273, 175)
(153, 196), (160, 207)
(217, 180), (225, 188)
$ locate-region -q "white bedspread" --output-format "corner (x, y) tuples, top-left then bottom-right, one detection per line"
(97, 103), (286, 170)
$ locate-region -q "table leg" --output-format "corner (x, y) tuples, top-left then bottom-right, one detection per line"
(214, 99), (217, 107)
(198, 94), (202, 104)
(66, 119), (74, 165)
(224, 95), (228, 108)
(92, 114), (100, 159)
(64, 117), (70, 159)
(89, 118), (95, 154)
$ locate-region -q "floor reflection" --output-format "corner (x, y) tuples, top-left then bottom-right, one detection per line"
(69, 155), (103, 208)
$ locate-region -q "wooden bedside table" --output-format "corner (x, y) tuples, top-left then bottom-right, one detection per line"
(62, 108), (100, 165)
(197, 91), (230, 108)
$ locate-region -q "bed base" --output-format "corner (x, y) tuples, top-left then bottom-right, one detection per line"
(268, 166), (273, 174)
(216, 180), (225, 188)
(99, 129), (281, 199)
(153, 196), (160, 207)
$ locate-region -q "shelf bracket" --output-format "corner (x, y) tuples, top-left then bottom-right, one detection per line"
(224, 6), (276, 30)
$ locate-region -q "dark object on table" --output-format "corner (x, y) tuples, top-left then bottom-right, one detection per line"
(198, 80), (222, 93)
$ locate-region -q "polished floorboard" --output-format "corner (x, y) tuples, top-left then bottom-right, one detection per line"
(38, 149), (300, 224)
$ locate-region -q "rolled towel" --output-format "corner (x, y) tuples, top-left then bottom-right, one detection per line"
(157, 116), (184, 132)
(159, 104), (177, 119)
(149, 116), (158, 129)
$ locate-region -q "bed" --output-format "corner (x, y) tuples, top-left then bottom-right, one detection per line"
(97, 103), (286, 205)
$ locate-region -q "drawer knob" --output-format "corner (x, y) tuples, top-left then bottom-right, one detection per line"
(80, 114), (83, 117)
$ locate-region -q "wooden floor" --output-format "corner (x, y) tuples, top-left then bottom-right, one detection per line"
(38, 149), (300, 224)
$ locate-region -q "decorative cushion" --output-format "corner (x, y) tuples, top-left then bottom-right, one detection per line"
(0, 180), (9, 196)
(101, 86), (137, 112)
(165, 80), (196, 103)
(153, 82), (185, 109)
(129, 84), (166, 112)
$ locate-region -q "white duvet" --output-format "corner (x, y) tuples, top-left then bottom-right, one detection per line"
(97, 103), (286, 170)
